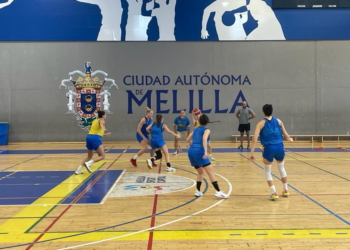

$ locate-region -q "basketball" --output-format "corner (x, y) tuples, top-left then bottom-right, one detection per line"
(192, 108), (201, 116)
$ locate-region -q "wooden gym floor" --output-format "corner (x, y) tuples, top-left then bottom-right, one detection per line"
(0, 141), (349, 250)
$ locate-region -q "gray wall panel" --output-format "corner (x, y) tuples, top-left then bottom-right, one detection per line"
(0, 89), (11, 123)
(316, 41), (350, 88)
(0, 41), (347, 142)
(316, 88), (350, 135)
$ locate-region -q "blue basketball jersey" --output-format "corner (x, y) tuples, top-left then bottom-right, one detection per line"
(190, 126), (208, 149)
(174, 116), (190, 132)
(151, 122), (164, 139)
(260, 117), (283, 145)
(141, 117), (152, 135)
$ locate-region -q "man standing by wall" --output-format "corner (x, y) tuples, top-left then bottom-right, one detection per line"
(173, 110), (191, 155)
(236, 101), (256, 149)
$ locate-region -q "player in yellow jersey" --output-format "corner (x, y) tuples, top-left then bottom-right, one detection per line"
(75, 111), (111, 174)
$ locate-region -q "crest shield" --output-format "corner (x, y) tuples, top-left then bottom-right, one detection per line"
(60, 62), (118, 130)
(75, 75), (103, 118)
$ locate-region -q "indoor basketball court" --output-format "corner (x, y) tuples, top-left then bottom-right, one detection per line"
(1, 0), (350, 249)
(0, 141), (349, 249)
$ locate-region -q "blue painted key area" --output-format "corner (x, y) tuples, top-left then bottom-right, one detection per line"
(0, 171), (73, 205)
(62, 170), (123, 204)
(0, 170), (123, 205)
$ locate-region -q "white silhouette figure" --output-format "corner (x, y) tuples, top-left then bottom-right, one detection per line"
(66, 86), (78, 114)
(147, 0), (177, 41)
(229, 12), (248, 40)
(100, 86), (112, 114)
(201, 0), (247, 40)
(125, 0), (152, 41)
(246, 0), (285, 40)
(0, 0), (14, 9)
(77, 0), (122, 41)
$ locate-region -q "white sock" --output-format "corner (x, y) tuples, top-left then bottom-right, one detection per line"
(76, 165), (83, 172)
(133, 155), (138, 160)
(86, 160), (94, 164)
(270, 185), (276, 193)
(283, 183), (288, 190)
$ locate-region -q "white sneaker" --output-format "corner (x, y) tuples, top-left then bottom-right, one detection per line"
(146, 159), (153, 169)
(167, 167), (176, 172)
(173, 151), (178, 155)
(84, 161), (93, 173)
(75, 165), (83, 175)
(194, 190), (203, 197)
(210, 156), (216, 161)
(215, 191), (228, 199)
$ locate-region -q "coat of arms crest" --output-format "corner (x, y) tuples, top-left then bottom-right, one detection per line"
(59, 62), (118, 130)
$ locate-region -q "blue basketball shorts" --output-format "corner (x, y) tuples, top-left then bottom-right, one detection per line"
(188, 147), (211, 168)
(150, 138), (166, 149)
(86, 134), (102, 151)
(262, 143), (285, 162)
(136, 132), (149, 143)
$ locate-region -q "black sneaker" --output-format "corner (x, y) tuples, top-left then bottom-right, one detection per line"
(238, 145), (243, 149)
(247, 145), (251, 149)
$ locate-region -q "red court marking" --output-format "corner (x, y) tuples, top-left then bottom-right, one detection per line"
(336, 147), (348, 151)
(24, 146), (130, 250)
(147, 194), (158, 250)
(147, 158), (162, 250)
(105, 146), (115, 153)
(315, 147), (325, 150)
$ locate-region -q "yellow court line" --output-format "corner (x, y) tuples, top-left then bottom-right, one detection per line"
(1, 229), (350, 243)
(0, 161), (106, 236)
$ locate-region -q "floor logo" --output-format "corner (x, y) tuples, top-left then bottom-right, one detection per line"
(109, 173), (195, 197)
(59, 61), (119, 130)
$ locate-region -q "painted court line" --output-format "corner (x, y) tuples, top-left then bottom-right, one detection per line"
(0, 196), (89, 200)
(1, 155), (43, 171)
(0, 167), (210, 248)
(21, 166), (109, 233)
(240, 153), (350, 226)
(286, 154), (350, 182)
(0, 171), (18, 181)
(0, 171), (97, 238)
(100, 170), (126, 204)
(0, 143), (349, 248)
(104, 145), (114, 153)
(155, 213), (333, 216)
(0, 168), (205, 248)
(0, 203), (111, 207)
(56, 172), (233, 250)
(24, 147), (130, 250)
(2, 147), (350, 155)
(3, 229), (350, 242)
(147, 158), (163, 250)
(147, 194), (158, 250)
